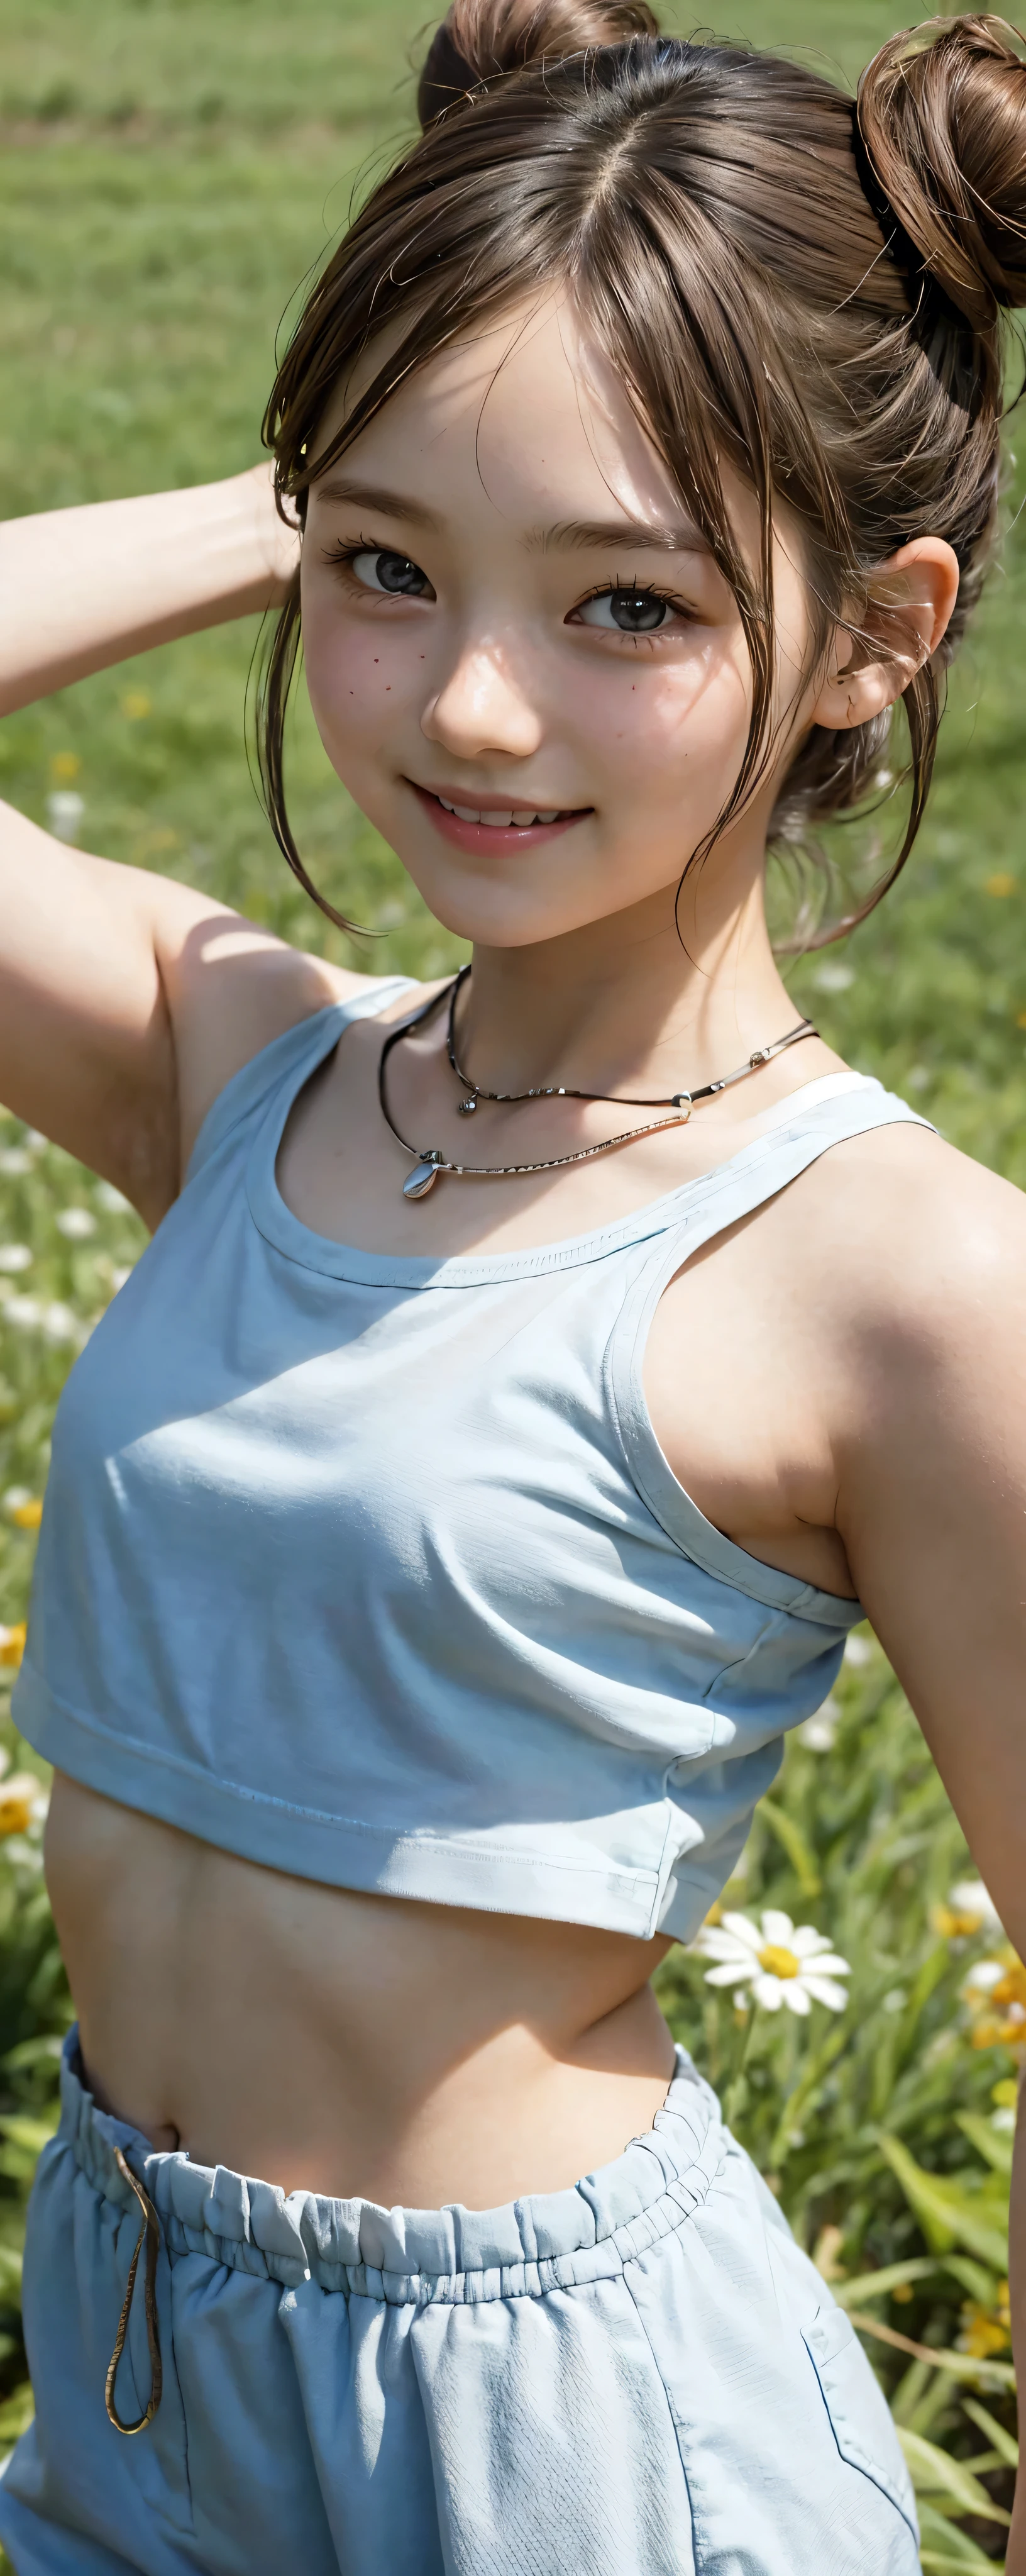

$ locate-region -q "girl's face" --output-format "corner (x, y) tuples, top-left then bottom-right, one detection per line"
(301, 296), (815, 949)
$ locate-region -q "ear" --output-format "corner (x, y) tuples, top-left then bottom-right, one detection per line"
(809, 538), (961, 733)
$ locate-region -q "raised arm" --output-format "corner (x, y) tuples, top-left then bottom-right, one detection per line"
(0, 470), (346, 1224)
(0, 464), (298, 713)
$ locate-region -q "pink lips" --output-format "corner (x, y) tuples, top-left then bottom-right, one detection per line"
(411, 783), (589, 853)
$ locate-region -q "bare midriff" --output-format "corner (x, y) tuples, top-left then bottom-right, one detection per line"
(44, 1771), (676, 2207)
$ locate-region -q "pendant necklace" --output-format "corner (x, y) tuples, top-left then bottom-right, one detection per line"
(379, 964), (819, 1201)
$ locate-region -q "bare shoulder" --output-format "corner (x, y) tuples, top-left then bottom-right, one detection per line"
(793, 1114), (1026, 1370)
(149, 872), (420, 1178)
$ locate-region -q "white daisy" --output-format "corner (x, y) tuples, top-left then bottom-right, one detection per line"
(949, 1879), (1003, 1933)
(693, 1908), (851, 2016)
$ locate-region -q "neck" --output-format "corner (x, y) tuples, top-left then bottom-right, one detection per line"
(459, 841), (798, 1098)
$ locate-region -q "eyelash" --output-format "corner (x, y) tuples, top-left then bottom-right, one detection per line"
(322, 540), (695, 628)
(573, 577), (695, 623)
(322, 535), (383, 573)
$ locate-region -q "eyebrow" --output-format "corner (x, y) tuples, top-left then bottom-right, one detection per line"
(314, 478), (444, 531)
(315, 479), (709, 558)
(527, 516), (711, 557)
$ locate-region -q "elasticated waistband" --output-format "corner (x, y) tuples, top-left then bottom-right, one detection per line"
(58, 2031), (728, 2305)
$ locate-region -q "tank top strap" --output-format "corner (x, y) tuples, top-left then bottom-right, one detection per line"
(643, 1073), (933, 1285)
(185, 977), (418, 1184)
(606, 1075), (932, 1616)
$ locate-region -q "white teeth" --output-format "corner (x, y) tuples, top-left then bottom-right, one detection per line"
(434, 795), (564, 827)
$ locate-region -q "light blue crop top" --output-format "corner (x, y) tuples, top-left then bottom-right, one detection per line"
(14, 979), (929, 1943)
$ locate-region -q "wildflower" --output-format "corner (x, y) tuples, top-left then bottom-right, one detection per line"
(55, 1208), (96, 1240)
(799, 1696), (839, 1750)
(94, 1182), (130, 1214)
(3, 1491), (41, 1530)
(120, 690), (152, 720)
(50, 751), (80, 784)
(0, 1150), (31, 1178)
(41, 1302), (80, 1345)
(109, 1266), (134, 1294)
(934, 1877), (1005, 1940)
(0, 1624), (26, 1669)
(843, 1633), (873, 1668)
(963, 1948), (1026, 2046)
(45, 791), (84, 844)
(0, 1772), (48, 1836)
(957, 2282), (1011, 2359)
(986, 872), (1017, 897)
(0, 1246), (31, 1273)
(692, 1908), (851, 2015)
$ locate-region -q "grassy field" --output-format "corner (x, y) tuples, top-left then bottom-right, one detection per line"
(0, 0), (1022, 2557)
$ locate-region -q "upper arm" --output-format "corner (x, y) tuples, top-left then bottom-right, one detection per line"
(835, 1144), (1026, 1959)
(0, 796), (368, 1226)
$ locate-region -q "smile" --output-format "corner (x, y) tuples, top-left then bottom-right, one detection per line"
(411, 784), (590, 848)
(436, 797), (561, 826)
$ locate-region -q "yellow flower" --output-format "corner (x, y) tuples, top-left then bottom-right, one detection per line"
(759, 1942), (800, 1980)
(958, 2282), (1011, 2358)
(986, 871), (1017, 896)
(0, 1623), (26, 1670)
(8, 1499), (41, 1531)
(119, 690), (152, 721)
(964, 1947), (1026, 2046)
(934, 1877), (1003, 1940)
(50, 751), (80, 784)
(0, 1772), (47, 1836)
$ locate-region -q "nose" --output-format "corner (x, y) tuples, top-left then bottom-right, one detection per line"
(421, 636), (543, 763)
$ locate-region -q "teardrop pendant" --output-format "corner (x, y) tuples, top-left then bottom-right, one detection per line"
(403, 1157), (442, 1200)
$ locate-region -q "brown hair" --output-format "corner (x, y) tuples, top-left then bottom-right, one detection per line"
(260, 6), (1026, 943)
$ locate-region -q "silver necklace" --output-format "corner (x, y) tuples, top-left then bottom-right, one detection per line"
(378, 967), (819, 1200)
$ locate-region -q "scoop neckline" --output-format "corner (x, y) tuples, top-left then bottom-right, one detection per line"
(243, 994), (877, 1289)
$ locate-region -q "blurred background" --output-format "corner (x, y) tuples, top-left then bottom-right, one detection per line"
(0, 1), (1021, 2558)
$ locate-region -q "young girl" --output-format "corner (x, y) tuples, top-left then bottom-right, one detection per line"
(0, 3), (1022, 2567)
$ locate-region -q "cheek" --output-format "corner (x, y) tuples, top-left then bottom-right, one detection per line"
(574, 641), (747, 804)
(301, 586), (422, 760)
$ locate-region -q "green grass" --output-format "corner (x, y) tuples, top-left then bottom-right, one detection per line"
(0, 0), (1022, 2549)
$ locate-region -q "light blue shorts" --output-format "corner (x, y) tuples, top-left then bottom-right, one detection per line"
(0, 2034), (919, 2575)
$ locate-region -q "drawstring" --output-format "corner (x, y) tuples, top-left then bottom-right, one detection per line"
(104, 2147), (163, 2434)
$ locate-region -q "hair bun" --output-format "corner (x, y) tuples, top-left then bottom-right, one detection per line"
(858, 13), (1026, 329)
(417, 0), (659, 126)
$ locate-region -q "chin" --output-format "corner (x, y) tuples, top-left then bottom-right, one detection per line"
(389, 865), (614, 951)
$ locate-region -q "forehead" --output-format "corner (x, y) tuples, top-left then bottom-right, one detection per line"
(311, 294), (687, 538)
